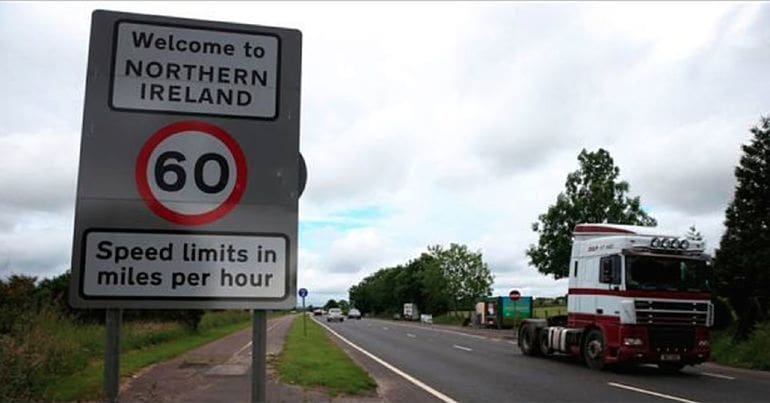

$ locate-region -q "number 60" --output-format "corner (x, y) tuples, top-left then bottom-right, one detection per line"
(154, 151), (229, 194)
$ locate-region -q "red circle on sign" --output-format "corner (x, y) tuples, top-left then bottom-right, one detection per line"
(135, 120), (247, 226)
(509, 290), (521, 301)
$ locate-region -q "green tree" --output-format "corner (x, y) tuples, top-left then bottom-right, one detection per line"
(685, 225), (704, 242)
(337, 299), (350, 314)
(323, 299), (340, 310)
(348, 251), (456, 317)
(526, 148), (657, 279)
(415, 253), (451, 315)
(0, 274), (37, 333)
(714, 116), (770, 341)
(429, 243), (493, 311)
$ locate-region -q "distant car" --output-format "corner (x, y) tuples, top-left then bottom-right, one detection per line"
(327, 308), (344, 322)
(348, 308), (362, 319)
(313, 308), (323, 316)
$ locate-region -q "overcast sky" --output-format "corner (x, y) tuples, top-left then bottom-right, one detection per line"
(1, 2), (768, 306)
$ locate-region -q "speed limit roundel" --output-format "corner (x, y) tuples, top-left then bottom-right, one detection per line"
(135, 121), (247, 226)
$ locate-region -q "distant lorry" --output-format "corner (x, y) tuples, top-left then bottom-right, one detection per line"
(475, 296), (533, 329)
(403, 303), (420, 321)
(519, 224), (713, 372)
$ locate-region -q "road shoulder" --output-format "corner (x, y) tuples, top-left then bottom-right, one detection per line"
(316, 317), (444, 403)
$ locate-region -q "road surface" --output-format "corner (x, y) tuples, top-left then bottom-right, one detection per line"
(318, 317), (770, 403)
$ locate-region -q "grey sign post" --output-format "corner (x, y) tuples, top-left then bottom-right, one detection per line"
(70, 10), (301, 402)
(298, 288), (308, 336)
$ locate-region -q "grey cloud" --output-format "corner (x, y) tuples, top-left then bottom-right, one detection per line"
(636, 157), (737, 216)
(0, 5), (88, 135)
(0, 223), (72, 278)
(0, 133), (78, 215)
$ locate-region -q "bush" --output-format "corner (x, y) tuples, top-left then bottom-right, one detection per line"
(0, 275), (38, 334)
(0, 308), (90, 399)
(711, 321), (770, 370)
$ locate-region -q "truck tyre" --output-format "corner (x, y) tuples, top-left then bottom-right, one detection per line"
(582, 329), (606, 370)
(538, 330), (553, 356)
(519, 323), (540, 356)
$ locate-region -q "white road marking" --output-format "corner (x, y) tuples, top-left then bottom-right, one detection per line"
(506, 341), (517, 345)
(453, 345), (473, 352)
(700, 372), (735, 380)
(382, 326), (390, 330)
(235, 341), (252, 356)
(608, 382), (700, 403)
(381, 320), (488, 340)
(234, 315), (287, 356)
(316, 319), (458, 403)
(407, 333), (417, 338)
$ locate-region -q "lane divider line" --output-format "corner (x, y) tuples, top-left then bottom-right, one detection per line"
(382, 327), (390, 330)
(608, 382), (700, 403)
(315, 319), (458, 403)
(453, 345), (472, 352)
(700, 372), (735, 380)
(407, 333), (417, 338)
(372, 320), (488, 340)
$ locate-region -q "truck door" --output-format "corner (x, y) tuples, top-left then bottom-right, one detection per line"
(598, 255), (622, 316)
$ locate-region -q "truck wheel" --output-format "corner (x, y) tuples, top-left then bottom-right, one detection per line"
(538, 330), (553, 356)
(658, 363), (685, 373)
(582, 329), (606, 370)
(519, 324), (540, 356)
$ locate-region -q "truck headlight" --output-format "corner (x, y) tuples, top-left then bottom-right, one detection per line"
(623, 337), (644, 346)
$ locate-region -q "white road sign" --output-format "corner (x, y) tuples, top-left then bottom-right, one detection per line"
(112, 22), (279, 118)
(82, 231), (287, 298)
(70, 10), (302, 310)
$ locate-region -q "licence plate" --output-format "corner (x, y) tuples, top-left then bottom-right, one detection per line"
(661, 354), (681, 361)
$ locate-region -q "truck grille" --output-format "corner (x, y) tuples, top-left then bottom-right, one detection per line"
(634, 300), (709, 326)
(648, 326), (694, 351)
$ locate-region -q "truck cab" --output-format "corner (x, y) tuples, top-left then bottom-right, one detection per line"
(520, 224), (713, 371)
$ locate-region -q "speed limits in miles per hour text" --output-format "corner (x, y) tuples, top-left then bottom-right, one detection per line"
(82, 231), (288, 299)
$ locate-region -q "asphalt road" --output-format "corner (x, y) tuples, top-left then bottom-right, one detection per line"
(317, 317), (770, 403)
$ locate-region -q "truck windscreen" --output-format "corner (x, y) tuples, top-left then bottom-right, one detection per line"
(625, 255), (709, 292)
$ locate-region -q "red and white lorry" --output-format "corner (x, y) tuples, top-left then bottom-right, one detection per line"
(519, 223), (713, 371)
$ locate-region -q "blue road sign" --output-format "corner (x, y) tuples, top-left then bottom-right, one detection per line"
(298, 288), (308, 298)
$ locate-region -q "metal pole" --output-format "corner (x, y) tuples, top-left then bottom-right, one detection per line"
(104, 309), (122, 403)
(513, 300), (517, 330)
(251, 310), (267, 403)
(302, 297), (307, 337)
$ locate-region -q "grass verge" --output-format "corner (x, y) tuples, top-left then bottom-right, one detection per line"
(433, 313), (468, 326)
(533, 305), (567, 318)
(46, 310), (259, 401)
(711, 321), (770, 370)
(276, 316), (376, 396)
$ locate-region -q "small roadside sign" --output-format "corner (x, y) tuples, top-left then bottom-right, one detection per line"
(69, 10), (302, 310)
(298, 288), (308, 298)
(509, 290), (521, 301)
